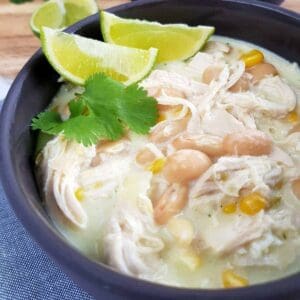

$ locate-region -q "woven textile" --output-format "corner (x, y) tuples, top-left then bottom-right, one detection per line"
(0, 78), (94, 300)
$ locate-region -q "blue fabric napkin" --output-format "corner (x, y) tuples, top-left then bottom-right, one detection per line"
(0, 79), (94, 300)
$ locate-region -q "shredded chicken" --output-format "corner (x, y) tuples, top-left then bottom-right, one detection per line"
(39, 136), (95, 228)
(104, 207), (164, 276)
(190, 156), (283, 199)
(38, 37), (300, 288)
(104, 168), (165, 277)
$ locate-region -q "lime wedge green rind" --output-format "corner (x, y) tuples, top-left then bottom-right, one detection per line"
(30, 0), (65, 37)
(30, 0), (98, 37)
(100, 11), (215, 63)
(64, 0), (98, 26)
(41, 27), (158, 86)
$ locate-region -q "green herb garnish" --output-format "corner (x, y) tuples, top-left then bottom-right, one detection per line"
(32, 73), (158, 146)
(10, 0), (33, 3)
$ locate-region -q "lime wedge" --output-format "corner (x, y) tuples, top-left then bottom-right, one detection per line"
(30, 0), (98, 37)
(30, 0), (65, 37)
(64, 0), (98, 26)
(41, 27), (158, 85)
(100, 11), (215, 63)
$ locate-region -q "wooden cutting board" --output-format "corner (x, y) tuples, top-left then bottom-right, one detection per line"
(0, 0), (299, 78)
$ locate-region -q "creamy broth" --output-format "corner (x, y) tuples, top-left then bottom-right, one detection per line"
(37, 36), (300, 288)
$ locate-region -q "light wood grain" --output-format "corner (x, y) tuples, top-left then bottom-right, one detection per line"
(0, 0), (129, 78)
(0, 0), (299, 78)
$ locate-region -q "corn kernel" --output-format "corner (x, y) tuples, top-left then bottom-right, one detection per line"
(75, 188), (84, 201)
(222, 202), (237, 214)
(241, 49), (264, 68)
(147, 158), (166, 174)
(167, 217), (195, 246)
(239, 192), (266, 215)
(286, 111), (299, 123)
(178, 247), (202, 271)
(222, 269), (249, 288)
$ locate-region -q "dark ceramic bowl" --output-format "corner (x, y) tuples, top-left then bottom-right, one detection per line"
(1, 0), (300, 299)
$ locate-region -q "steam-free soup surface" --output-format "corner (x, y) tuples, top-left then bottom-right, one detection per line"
(37, 36), (300, 288)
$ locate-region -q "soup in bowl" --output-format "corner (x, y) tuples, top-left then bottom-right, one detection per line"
(34, 13), (300, 290)
(2, 1), (299, 299)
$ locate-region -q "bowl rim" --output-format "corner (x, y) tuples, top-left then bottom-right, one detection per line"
(1, 0), (300, 298)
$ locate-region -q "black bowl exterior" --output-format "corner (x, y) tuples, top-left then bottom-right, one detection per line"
(0, 0), (300, 299)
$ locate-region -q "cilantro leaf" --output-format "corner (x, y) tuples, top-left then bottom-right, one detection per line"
(56, 114), (107, 146)
(32, 111), (64, 135)
(81, 74), (125, 141)
(119, 84), (158, 134)
(32, 102), (108, 146)
(31, 73), (158, 146)
(83, 73), (123, 109)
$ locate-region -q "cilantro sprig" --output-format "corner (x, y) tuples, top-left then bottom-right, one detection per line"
(32, 73), (158, 146)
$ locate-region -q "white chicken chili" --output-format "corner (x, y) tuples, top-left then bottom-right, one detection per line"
(36, 37), (300, 288)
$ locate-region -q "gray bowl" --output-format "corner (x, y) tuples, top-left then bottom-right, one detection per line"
(1, 0), (300, 299)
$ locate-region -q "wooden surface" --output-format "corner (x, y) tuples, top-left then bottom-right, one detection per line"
(0, 0), (299, 79)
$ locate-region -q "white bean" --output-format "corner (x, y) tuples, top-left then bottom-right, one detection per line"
(247, 63), (278, 84)
(163, 149), (212, 183)
(149, 117), (189, 143)
(172, 134), (224, 157)
(223, 130), (272, 156)
(154, 184), (189, 225)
